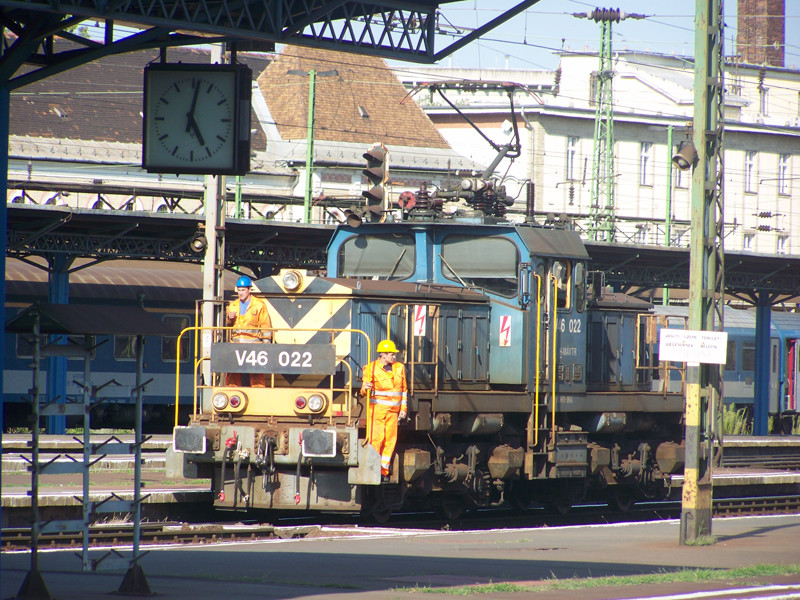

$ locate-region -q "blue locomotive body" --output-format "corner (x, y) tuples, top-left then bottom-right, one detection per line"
(173, 219), (691, 517)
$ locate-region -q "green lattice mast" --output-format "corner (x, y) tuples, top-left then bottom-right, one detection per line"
(575, 8), (644, 242)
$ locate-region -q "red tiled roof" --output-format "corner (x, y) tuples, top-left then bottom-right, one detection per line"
(9, 44), (270, 147)
(258, 45), (450, 149)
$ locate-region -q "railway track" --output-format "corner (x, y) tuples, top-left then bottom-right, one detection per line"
(4, 494), (799, 552)
(1, 522), (322, 552)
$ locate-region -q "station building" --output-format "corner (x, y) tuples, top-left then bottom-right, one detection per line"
(393, 49), (800, 255)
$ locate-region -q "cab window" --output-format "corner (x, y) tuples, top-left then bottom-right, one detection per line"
(441, 235), (519, 297)
(337, 234), (415, 279)
(552, 260), (571, 309)
(573, 262), (586, 313)
(162, 314), (192, 362)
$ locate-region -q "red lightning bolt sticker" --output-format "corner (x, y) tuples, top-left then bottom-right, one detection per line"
(499, 315), (511, 347)
(413, 305), (426, 337)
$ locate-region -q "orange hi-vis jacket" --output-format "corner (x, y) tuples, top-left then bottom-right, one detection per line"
(363, 361), (407, 412)
(228, 296), (273, 343)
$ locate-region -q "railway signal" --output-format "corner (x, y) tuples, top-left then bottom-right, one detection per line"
(362, 143), (388, 222)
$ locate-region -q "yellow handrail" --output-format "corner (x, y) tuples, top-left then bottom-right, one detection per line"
(550, 274), (558, 445)
(173, 327), (372, 427)
(533, 273), (542, 448)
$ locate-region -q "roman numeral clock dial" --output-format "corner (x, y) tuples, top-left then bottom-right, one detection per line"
(143, 64), (251, 175)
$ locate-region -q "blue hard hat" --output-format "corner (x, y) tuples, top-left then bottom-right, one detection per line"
(235, 275), (253, 288)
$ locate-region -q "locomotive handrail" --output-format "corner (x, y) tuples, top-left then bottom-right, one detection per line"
(533, 273), (543, 448)
(550, 274), (559, 445)
(634, 313), (687, 398)
(173, 326), (372, 427)
(386, 302), (441, 397)
(334, 358), (357, 426)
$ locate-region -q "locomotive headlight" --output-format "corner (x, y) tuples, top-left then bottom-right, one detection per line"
(307, 393), (326, 413)
(282, 270), (303, 292)
(212, 393), (228, 410)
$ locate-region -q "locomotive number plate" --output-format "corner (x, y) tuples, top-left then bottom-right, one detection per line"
(211, 343), (335, 374)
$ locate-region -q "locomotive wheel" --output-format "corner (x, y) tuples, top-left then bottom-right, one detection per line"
(545, 498), (572, 515)
(509, 486), (538, 512)
(435, 496), (466, 521)
(608, 486), (636, 512)
(360, 487), (396, 523)
(367, 504), (393, 524)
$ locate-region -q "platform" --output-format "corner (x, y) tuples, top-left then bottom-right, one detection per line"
(2, 515), (799, 600)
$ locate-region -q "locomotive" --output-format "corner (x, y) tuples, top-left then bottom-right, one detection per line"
(173, 199), (689, 520)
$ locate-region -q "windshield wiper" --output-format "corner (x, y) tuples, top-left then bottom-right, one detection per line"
(385, 249), (407, 280)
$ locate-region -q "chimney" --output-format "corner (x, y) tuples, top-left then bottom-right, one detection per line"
(737, 0), (785, 66)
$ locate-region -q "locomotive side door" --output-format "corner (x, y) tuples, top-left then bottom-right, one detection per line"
(787, 339), (798, 412)
(769, 337), (780, 414)
(548, 259), (587, 395)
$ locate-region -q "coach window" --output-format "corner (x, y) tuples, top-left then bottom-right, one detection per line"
(337, 234), (415, 280)
(725, 340), (736, 371)
(742, 342), (756, 372)
(441, 235), (518, 297)
(162, 315), (192, 362)
(115, 335), (139, 361)
(16, 334), (45, 358)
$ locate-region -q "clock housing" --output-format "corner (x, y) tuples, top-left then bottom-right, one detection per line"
(143, 63), (251, 175)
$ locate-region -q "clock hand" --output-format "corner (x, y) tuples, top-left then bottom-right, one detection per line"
(186, 80), (201, 133)
(189, 116), (206, 147)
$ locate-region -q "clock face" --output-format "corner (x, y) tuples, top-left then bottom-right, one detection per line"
(143, 65), (250, 175)
(152, 76), (233, 164)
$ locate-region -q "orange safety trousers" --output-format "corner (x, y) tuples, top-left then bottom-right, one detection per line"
(368, 404), (399, 477)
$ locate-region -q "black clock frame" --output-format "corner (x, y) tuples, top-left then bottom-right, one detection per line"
(142, 63), (252, 176)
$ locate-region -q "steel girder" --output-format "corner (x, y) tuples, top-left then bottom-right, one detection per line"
(6, 206), (329, 273)
(0, 1), (541, 83)
(585, 241), (800, 303)
(8, 207), (800, 302)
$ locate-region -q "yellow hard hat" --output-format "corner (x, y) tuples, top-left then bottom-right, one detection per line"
(376, 339), (399, 354)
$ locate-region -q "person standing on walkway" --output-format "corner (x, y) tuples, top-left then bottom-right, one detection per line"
(362, 339), (407, 481)
(225, 275), (273, 387)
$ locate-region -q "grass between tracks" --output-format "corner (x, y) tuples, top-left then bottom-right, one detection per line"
(395, 563), (800, 595)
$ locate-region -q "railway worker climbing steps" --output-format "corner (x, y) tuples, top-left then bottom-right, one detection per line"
(225, 275), (273, 387)
(362, 339), (408, 482)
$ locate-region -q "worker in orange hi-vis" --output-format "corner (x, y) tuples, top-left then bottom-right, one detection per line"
(225, 275), (273, 387)
(361, 339), (407, 482)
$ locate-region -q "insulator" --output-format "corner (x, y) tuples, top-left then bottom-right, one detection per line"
(471, 193), (488, 214)
(590, 7), (621, 23)
(757, 211), (773, 218)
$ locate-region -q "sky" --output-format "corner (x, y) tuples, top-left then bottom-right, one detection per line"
(403, 0), (800, 71)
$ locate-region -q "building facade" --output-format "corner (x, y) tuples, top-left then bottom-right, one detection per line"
(393, 50), (799, 255)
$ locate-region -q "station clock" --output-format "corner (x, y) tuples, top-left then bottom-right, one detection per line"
(143, 63), (252, 176)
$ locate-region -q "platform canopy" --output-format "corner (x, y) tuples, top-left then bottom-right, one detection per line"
(5, 303), (174, 336)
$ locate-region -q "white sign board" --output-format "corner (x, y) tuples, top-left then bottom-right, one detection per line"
(658, 329), (728, 365)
